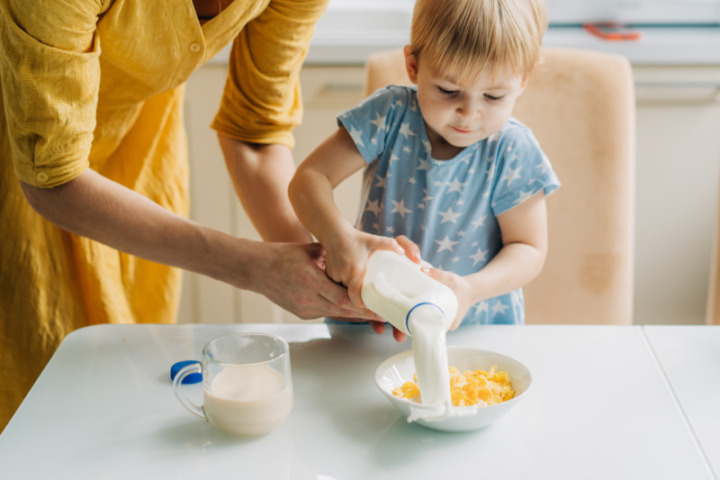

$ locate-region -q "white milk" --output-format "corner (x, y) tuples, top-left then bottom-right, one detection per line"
(203, 364), (293, 436)
(407, 304), (451, 407)
(361, 250), (457, 412)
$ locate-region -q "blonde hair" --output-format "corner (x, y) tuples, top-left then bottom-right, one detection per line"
(409, 0), (548, 83)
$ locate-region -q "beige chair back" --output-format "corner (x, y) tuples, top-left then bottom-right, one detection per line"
(364, 46), (636, 325)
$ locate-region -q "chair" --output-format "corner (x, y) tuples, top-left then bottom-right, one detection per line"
(364, 46), (636, 325)
(707, 171), (720, 325)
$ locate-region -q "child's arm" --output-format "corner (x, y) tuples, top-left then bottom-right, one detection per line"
(424, 192), (548, 328)
(289, 127), (404, 306)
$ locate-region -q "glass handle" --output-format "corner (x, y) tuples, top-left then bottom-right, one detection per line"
(172, 364), (205, 419)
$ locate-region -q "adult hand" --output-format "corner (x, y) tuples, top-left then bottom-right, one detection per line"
(248, 241), (382, 321)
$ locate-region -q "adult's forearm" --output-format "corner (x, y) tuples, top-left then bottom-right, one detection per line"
(218, 134), (312, 243)
(20, 168), (382, 321)
(19, 169), (258, 290)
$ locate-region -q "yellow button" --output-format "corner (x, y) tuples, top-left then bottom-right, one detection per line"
(36, 172), (48, 183)
(189, 42), (202, 53)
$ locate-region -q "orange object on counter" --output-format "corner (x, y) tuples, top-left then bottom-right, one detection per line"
(584, 23), (642, 41)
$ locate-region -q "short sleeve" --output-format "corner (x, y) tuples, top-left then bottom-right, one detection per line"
(490, 122), (560, 216)
(211, 0), (328, 149)
(0, 0), (103, 187)
(337, 86), (406, 164)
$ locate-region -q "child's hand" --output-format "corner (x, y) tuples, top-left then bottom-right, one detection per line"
(420, 266), (475, 330)
(323, 231), (404, 308)
(394, 235), (422, 265)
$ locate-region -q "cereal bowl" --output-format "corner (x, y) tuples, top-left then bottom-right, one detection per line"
(375, 347), (532, 432)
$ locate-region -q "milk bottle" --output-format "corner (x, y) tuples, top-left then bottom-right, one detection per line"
(361, 250), (458, 409)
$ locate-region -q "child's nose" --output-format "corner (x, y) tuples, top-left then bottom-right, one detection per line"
(456, 98), (480, 118)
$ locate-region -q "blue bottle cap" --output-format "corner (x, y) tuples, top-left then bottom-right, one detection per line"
(170, 360), (202, 384)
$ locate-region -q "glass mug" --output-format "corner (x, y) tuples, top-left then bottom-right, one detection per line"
(173, 333), (293, 436)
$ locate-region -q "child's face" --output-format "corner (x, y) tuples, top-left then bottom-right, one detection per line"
(405, 48), (527, 158)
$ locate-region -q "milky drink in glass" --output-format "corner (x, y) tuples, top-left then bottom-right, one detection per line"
(173, 333), (293, 436)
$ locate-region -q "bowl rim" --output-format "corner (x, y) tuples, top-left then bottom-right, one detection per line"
(375, 346), (533, 414)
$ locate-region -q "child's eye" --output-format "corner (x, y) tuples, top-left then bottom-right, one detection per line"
(484, 94), (504, 101)
(438, 86), (458, 96)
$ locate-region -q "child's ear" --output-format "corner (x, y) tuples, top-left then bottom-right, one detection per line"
(403, 45), (419, 84)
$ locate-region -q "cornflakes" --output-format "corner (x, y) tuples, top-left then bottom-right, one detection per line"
(392, 366), (515, 407)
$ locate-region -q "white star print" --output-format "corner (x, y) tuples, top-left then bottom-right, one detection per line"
(486, 162), (496, 178)
(504, 166), (522, 187)
(391, 200), (412, 218)
(471, 215), (487, 230)
(374, 175), (387, 189)
(436, 236), (459, 253)
(398, 122), (416, 140)
(473, 302), (489, 314)
(418, 158), (430, 170)
(348, 126), (364, 148)
(370, 112), (386, 131)
(365, 199), (381, 216)
(470, 248), (489, 266)
(446, 178), (465, 193)
(439, 207), (462, 224)
(492, 301), (509, 316)
(514, 190), (535, 206)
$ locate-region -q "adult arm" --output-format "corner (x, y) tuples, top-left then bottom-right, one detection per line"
(19, 169), (373, 320)
(218, 135), (311, 243)
(212, 0), (328, 242)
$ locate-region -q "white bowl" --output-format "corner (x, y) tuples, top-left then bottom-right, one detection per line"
(375, 347), (532, 432)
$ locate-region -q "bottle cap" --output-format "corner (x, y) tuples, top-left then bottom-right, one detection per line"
(170, 360), (202, 384)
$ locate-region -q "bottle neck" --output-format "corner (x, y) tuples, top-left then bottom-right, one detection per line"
(406, 302), (445, 335)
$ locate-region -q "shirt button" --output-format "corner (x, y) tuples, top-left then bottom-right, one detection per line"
(36, 172), (48, 183)
(189, 42), (202, 53)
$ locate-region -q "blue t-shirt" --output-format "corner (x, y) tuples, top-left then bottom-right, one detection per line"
(338, 85), (560, 325)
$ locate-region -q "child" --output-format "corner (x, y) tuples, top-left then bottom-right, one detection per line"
(289, 0), (560, 330)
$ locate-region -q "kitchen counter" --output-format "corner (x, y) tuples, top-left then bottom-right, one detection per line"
(208, 20), (720, 66)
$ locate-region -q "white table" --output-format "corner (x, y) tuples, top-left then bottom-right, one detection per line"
(0, 324), (714, 479)
(644, 326), (720, 479)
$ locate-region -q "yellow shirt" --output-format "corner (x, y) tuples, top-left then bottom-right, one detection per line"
(0, 0), (327, 431)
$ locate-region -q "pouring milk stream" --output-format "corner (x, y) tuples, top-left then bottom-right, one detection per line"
(361, 250), (458, 417)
